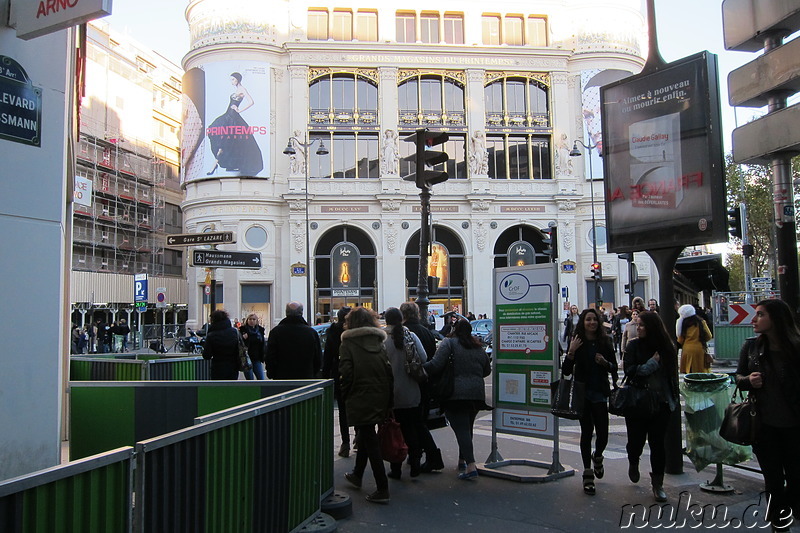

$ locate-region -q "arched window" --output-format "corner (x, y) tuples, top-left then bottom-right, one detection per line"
(484, 74), (552, 180)
(405, 225), (466, 310)
(315, 225), (377, 320)
(484, 75), (549, 128)
(398, 72), (465, 127)
(309, 72), (378, 126)
(493, 225), (551, 267)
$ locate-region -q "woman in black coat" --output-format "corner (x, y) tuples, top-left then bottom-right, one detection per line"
(203, 309), (240, 380)
(240, 313), (266, 380)
(323, 306), (352, 457)
(735, 299), (800, 531)
(563, 308), (617, 495)
(622, 311), (679, 503)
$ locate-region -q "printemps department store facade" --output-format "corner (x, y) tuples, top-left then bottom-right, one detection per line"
(180, 0), (658, 329)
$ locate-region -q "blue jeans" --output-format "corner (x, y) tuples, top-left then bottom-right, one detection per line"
(244, 360), (266, 380)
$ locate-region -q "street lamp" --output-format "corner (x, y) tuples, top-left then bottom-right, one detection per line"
(570, 139), (601, 309)
(283, 134), (329, 325)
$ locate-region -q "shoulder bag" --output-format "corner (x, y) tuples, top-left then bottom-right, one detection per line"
(551, 358), (585, 420)
(236, 330), (253, 373)
(719, 385), (759, 446)
(378, 414), (408, 463)
(429, 339), (455, 401)
(403, 327), (428, 383)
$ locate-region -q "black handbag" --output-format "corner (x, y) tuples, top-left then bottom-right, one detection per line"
(236, 331), (253, 373)
(609, 374), (658, 418)
(429, 340), (455, 401)
(551, 358), (585, 420)
(719, 385), (759, 446)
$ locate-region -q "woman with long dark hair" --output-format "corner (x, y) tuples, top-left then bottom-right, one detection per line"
(202, 309), (240, 380)
(339, 307), (393, 504)
(383, 307), (427, 479)
(735, 299), (800, 531)
(424, 318), (491, 481)
(676, 304), (712, 373)
(563, 308), (617, 495)
(622, 311), (679, 502)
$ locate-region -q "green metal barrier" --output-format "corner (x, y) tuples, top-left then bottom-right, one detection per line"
(0, 447), (134, 533)
(2, 381), (334, 533)
(69, 356), (210, 381)
(135, 389), (328, 533)
(712, 325), (752, 361)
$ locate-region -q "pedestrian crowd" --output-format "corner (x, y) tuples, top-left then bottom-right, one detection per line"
(558, 298), (797, 532)
(70, 318), (130, 354)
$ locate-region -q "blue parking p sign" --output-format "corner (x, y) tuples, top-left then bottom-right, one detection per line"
(134, 273), (148, 302)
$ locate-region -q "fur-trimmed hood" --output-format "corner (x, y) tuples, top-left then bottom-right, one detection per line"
(341, 326), (387, 341)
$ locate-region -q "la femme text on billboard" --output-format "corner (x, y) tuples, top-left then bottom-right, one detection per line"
(607, 172), (704, 207)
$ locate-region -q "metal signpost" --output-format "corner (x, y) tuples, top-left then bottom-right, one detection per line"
(481, 263), (574, 483)
(191, 251), (262, 269)
(166, 232), (235, 247)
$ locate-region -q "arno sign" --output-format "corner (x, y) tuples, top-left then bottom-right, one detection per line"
(0, 56), (42, 147)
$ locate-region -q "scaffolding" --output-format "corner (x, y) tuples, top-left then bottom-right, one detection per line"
(73, 131), (166, 277)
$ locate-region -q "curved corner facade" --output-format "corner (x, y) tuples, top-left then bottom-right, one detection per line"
(180, 0), (653, 328)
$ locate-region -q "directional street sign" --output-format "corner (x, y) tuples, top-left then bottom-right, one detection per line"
(192, 250), (262, 269)
(166, 232), (235, 247)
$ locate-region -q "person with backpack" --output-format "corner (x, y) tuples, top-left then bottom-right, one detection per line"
(383, 307), (427, 480)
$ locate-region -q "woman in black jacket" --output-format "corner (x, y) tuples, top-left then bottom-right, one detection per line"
(622, 311), (679, 503)
(203, 309), (240, 380)
(735, 299), (800, 531)
(240, 313), (266, 380)
(563, 308), (617, 495)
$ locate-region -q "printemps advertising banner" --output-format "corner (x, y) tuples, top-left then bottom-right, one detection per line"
(493, 264), (559, 438)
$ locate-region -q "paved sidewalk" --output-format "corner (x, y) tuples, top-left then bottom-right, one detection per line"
(331, 410), (773, 532)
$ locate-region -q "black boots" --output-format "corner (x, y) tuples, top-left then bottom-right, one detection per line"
(420, 448), (444, 473)
(650, 472), (667, 502)
(628, 457), (640, 483)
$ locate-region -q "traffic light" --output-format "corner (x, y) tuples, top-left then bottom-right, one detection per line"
(591, 262), (602, 281)
(403, 128), (449, 190)
(541, 225), (558, 262)
(728, 204), (742, 239)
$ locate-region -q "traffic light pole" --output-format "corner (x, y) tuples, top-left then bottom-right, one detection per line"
(416, 187), (432, 325)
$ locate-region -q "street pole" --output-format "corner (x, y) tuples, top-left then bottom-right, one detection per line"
(284, 135), (329, 325)
(570, 139), (600, 308)
(416, 187), (432, 325)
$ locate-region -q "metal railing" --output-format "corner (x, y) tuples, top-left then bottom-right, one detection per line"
(0, 382), (332, 533)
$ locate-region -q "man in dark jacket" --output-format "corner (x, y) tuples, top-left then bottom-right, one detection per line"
(265, 302), (322, 379)
(400, 301), (444, 472)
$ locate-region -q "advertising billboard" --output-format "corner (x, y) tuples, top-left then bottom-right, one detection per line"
(181, 60), (270, 183)
(600, 52), (726, 252)
(580, 69), (631, 180)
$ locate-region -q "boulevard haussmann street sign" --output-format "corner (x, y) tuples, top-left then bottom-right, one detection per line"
(192, 250), (262, 269)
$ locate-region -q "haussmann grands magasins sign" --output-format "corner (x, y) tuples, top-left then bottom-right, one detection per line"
(0, 56), (42, 147)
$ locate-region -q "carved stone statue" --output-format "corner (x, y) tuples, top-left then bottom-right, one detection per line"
(381, 129), (399, 175)
(469, 130), (488, 176)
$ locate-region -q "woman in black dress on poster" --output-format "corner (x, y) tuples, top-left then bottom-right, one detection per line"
(206, 72), (263, 176)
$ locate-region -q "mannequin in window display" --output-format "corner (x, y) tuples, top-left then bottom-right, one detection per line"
(206, 72), (263, 176)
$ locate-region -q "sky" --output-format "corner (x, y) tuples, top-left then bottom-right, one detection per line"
(102, 0), (765, 155)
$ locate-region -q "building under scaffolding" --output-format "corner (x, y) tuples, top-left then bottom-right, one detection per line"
(70, 22), (186, 341)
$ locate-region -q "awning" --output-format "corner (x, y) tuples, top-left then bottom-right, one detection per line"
(675, 253), (730, 293)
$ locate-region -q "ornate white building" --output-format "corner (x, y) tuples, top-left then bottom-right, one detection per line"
(180, 0), (658, 328)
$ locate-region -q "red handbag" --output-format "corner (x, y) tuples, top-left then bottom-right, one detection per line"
(377, 416), (408, 463)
